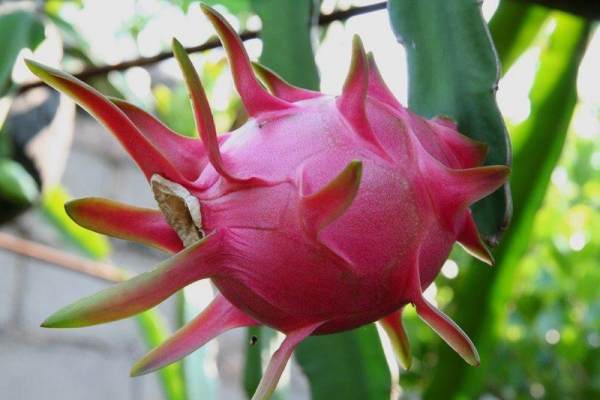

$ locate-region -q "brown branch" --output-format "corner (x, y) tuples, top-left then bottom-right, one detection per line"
(18, 1), (387, 94)
(0, 231), (127, 283)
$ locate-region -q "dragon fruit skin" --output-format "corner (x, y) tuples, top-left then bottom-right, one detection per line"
(26, 5), (509, 399)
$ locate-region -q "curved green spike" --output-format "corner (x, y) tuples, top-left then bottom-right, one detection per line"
(42, 230), (224, 328)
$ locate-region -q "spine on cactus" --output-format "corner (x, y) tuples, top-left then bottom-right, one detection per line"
(65, 197), (183, 253)
(131, 294), (257, 376)
(110, 97), (210, 178)
(24, 60), (194, 184)
(171, 38), (243, 183)
(337, 36), (390, 161)
(379, 308), (412, 370)
(39, 230), (225, 328)
(252, 62), (322, 102)
(457, 212), (495, 265)
(366, 52), (402, 110)
(200, 4), (293, 116)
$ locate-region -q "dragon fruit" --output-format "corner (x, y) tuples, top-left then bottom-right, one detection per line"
(26, 4), (509, 399)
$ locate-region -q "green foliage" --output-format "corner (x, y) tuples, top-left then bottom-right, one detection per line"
(0, 157), (39, 222)
(296, 326), (391, 400)
(489, 1), (549, 73)
(154, 84), (198, 138)
(251, 0), (320, 90)
(136, 309), (188, 400)
(177, 289), (217, 400)
(154, 59), (237, 136)
(0, 10), (46, 220)
(0, 10), (45, 96)
(0, 159), (39, 205)
(172, 0), (251, 14)
(41, 186), (111, 259)
(424, 11), (592, 400)
(243, 326), (282, 399)
(388, 0), (511, 244)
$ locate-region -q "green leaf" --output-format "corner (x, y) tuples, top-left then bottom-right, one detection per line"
(243, 326), (283, 400)
(176, 289), (217, 400)
(136, 309), (187, 400)
(0, 158), (39, 204)
(423, 12), (591, 399)
(388, 0), (512, 244)
(243, 326), (263, 398)
(295, 325), (391, 400)
(0, 138), (38, 223)
(45, 0), (84, 14)
(154, 85), (197, 138)
(0, 11), (45, 96)
(250, 0), (320, 90)
(489, 1), (550, 73)
(41, 186), (111, 259)
(173, 0), (251, 14)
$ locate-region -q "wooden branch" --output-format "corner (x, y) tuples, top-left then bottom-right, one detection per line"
(18, 1), (387, 93)
(0, 231), (127, 283)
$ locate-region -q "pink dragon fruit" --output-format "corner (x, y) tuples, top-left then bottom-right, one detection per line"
(26, 4), (509, 399)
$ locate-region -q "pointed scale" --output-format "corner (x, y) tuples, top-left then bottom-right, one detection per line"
(252, 322), (323, 400)
(431, 116), (489, 168)
(66, 197), (183, 254)
(366, 52), (402, 110)
(423, 158), (510, 217)
(403, 252), (478, 366)
(25, 60), (186, 183)
(110, 98), (207, 180)
(457, 211), (494, 265)
(172, 38), (267, 186)
(131, 294), (257, 376)
(300, 160), (363, 236)
(172, 39), (236, 181)
(442, 165), (510, 211)
(251, 62), (321, 102)
(414, 295), (480, 366)
(200, 4), (293, 117)
(41, 230), (225, 328)
(379, 309), (412, 370)
(336, 36), (389, 161)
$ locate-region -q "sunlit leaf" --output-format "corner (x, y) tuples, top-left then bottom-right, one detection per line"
(136, 309), (187, 400)
(41, 186), (110, 259)
(489, 1), (549, 73)
(176, 288), (217, 400)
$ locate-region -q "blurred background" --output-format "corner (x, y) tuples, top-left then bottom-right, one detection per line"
(0, 0), (598, 399)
